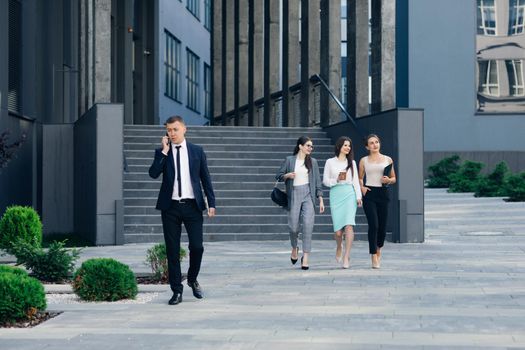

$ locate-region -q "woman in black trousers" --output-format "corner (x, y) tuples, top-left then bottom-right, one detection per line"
(358, 134), (396, 269)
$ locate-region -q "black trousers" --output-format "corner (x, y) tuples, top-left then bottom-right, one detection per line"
(161, 199), (204, 294)
(362, 186), (389, 255)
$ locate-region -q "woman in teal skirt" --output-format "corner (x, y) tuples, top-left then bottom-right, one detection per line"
(322, 136), (362, 268)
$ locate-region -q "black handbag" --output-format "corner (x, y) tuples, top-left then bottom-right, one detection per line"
(271, 181), (288, 208)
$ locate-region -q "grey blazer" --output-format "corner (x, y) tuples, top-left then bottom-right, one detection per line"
(276, 155), (323, 211)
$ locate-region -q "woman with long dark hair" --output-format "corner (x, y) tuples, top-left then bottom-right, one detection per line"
(276, 136), (324, 270)
(323, 136), (362, 269)
(359, 134), (396, 269)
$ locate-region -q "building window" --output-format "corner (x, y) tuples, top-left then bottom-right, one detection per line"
(478, 60), (500, 96)
(164, 30), (181, 102)
(506, 59), (525, 96)
(477, 0), (496, 35)
(204, 0), (211, 31)
(186, 49), (200, 112)
(187, 0), (199, 18)
(204, 63), (211, 120)
(509, 0), (525, 35)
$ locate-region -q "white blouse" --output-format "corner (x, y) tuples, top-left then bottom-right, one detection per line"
(322, 157), (362, 200)
(293, 157), (309, 186)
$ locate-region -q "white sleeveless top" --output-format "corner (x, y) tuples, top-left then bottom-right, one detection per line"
(363, 156), (391, 187)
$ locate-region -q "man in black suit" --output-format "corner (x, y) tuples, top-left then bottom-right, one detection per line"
(149, 115), (216, 305)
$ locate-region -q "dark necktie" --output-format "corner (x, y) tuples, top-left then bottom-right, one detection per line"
(175, 146), (182, 198)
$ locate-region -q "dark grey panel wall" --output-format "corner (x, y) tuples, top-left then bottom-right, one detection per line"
(42, 124), (74, 234)
(324, 108), (425, 243)
(74, 103), (123, 245)
(74, 106), (97, 243)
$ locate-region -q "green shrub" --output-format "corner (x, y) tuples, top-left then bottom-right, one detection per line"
(504, 172), (525, 202)
(12, 240), (81, 282)
(72, 258), (138, 301)
(0, 206), (42, 255)
(0, 265), (28, 277)
(448, 161), (484, 193)
(145, 243), (186, 282)
(475, 161), (510, 197)
(426, 155), (461, 188)
(0, 273), (46, 323)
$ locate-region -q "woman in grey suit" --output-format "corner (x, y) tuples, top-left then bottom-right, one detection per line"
(276, 136), (324, 270)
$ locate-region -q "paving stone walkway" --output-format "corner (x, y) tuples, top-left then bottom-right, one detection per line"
(1, 189), (524, 349)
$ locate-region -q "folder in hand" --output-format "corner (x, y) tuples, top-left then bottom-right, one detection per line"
(382, 163), (393, 187)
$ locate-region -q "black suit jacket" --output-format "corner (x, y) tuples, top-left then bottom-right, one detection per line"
(148, 142), (216, 212)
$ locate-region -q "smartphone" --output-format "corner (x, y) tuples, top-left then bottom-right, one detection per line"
(339, 171), (347, 181)
(165, 132), (171, 147)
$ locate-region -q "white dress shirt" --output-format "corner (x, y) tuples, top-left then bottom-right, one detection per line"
(171, 139), (195, 200)
(322, 157), (362, 200)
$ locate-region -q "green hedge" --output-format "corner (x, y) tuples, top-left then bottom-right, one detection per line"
(427, 156), (525, 201)
(0, 272), (46, 323)
(0, 206), (42, 255)
(448, 160), (484, 193)
(426, 155), (461, 188)
(12, 240), (81, 283)
(72, 258), (138, 301)
(0, 265), (28, 277)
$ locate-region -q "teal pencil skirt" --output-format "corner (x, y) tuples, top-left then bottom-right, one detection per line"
(329, 184), (357, 232)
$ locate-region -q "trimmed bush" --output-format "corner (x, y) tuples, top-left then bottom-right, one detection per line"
(0, 273), (46, 323)
(475, 161), (510, 197)
(12, 240), (81, 283)
(0, 206), (42, 255)
(426, 155), (461, 188)
(145, 243), (186, 282)
(505, 172), (525, 202)
(0, 265), (28, 277)
(448, 161), (484, 193)
(72, 258), (138, 301)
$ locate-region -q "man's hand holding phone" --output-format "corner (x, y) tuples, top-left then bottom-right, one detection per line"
(162, 134), (170, 155)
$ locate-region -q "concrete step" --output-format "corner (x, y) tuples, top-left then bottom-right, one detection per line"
(124, 136), (333, 146)
(124, 222), (368, 234)
(124, 205), (365, 216)
(123, 214), (367, 226)
(124, 149), (333, 159)
(126, 158), (323, 167)
(124, 143), (334, 152)
(123, 232), (375, 244)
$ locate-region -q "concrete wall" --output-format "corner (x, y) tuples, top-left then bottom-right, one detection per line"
(158, 0), (210, 125)
(409, 0), (525, 153)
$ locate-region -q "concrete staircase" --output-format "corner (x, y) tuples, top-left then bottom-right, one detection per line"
(123, 125), (368, 243)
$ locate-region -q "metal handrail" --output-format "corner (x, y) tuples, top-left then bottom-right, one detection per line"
(310, 74), (366, 137)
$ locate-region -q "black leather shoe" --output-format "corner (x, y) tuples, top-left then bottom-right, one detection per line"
(168, 293), (182, 305)
(188, 281), (203, 299)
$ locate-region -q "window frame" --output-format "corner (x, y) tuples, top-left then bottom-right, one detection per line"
(164, 30), (182, 103)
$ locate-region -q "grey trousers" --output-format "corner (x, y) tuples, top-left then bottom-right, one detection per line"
(288, 184), (315, 253)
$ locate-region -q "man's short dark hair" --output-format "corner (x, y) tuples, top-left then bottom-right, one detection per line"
(164, 116), (185, 126)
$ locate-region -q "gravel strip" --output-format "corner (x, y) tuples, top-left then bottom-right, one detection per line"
(46, 293), (160, 304)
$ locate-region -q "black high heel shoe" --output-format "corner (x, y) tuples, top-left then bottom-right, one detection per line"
(290, 248), (298, 265)
(301, 256), (309, 270)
